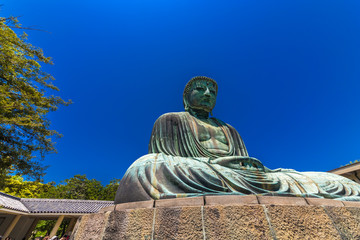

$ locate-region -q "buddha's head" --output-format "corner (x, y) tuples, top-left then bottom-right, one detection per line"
(183, 76), (218, 114)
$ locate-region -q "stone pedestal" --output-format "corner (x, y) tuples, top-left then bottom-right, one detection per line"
(70, 195), (360, 239)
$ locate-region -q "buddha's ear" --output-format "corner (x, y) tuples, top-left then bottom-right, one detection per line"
(184, 103), (189, 112)
(183, 95), (190, 111)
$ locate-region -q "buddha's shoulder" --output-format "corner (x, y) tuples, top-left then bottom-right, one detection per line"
(154, 112), (189, 123)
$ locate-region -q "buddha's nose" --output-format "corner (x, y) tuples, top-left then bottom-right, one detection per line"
(204, 88), (211, 96)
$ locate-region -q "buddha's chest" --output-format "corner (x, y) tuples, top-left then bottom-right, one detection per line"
(191, 119), (229, 151)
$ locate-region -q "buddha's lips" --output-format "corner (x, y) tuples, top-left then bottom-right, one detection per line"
(201, 97), (214, 104)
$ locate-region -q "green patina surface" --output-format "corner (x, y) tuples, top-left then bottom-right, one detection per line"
(115, 76), (360, 203)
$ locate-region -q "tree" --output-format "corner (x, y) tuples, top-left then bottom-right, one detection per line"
(1, 174), (56, 198)
(102, 178), (121, 200)
(1, 173), (120, 201)
(0, 16), (70, 184)
(53, 175), (104, 200)
(40, 174), (120, 200)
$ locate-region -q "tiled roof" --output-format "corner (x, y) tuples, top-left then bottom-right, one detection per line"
(0, 192), (114, 214)
(21, 198), (114, 214)
(0, 192), (28, 212)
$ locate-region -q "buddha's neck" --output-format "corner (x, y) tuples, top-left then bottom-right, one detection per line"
(188, 108), (209, 119)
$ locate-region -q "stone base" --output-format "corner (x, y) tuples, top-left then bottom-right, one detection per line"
(70, 195), (360, 239)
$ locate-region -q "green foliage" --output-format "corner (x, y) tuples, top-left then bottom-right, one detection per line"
(32, 219), (70, 238)
(102, 178), (121, 201)
(343, 159), (360, 167)
(46, 174), (120, 200)
(32, 220), (54, 238)
(1, 174), (55, 198)
(53, 174), (104, 200)
(0, 174), (120, 200)
(0, 17), (70, 184)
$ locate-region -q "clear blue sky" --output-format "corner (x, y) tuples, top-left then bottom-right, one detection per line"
(3, 0), (360, 184)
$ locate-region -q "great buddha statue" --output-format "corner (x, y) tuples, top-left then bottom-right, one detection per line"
(115, 76), (360, 203)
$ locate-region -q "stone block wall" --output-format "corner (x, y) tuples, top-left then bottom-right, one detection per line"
(70, 195), (360, 239)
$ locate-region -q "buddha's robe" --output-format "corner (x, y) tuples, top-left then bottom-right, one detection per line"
(115, 112), (360, 203)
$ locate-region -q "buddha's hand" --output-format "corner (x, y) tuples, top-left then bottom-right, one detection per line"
(209, 156), (265, 171)
(270, 168), (296, 172)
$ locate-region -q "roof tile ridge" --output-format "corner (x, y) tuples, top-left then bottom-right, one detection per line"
(0, 191), (21, 200)
(21, 198), (114, 203)
(3, 206), (29, 213)
(328, 161), (360, 172)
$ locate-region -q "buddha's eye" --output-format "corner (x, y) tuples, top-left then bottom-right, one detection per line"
(196, 87), (204, 91)
(210, 90), (216, 94)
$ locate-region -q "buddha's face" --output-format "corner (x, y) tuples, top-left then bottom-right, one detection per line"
(187, 80), (217, 112)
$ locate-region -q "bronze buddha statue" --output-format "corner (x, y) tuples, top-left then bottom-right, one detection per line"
(115, 76), (360, 203)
